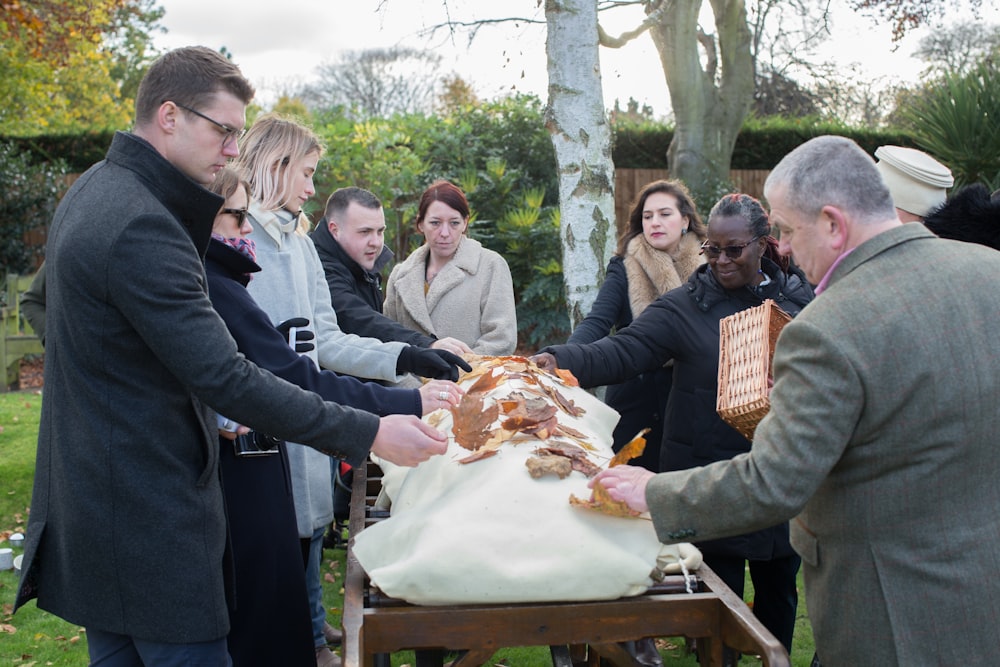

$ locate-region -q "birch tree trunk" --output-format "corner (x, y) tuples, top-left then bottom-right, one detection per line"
(544, 0), (617, 329)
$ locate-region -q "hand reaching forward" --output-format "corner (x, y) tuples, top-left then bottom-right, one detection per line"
(397, 346), (473, 381)
(418, 380), (465, 416)
(430, 337), (473, 356)
(589, 465), (655, 514)
(370, 414), (448, 467)
(529, 352), (558, 371)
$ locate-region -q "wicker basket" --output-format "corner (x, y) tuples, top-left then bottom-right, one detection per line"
(716, 299), (792, 441)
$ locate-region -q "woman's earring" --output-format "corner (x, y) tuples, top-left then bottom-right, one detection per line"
(681, 227), (689, 235)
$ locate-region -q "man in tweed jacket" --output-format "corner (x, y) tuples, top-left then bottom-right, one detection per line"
(592, 135), (1000, 665)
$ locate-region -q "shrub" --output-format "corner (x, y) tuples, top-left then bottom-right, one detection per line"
(0, 141), (68, 274)
(902, 58), (1000, 190)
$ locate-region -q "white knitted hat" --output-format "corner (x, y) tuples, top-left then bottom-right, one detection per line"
(875, 145), (954, 218)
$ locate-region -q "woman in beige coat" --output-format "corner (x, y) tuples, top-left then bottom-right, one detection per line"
(384, 180), (517, 355)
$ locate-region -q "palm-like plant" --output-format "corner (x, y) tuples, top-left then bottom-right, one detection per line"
(902, 58), (1000, 191)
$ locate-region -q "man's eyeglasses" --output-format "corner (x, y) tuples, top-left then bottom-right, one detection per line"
(700, 235), (763, 260)
(222, 208), (249, 224)
(173, 102), (245, 147)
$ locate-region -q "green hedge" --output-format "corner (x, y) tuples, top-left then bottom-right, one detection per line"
(4, 118), (917, 174)
(2, 132), (116, 172)
(611, 117), (919, 169)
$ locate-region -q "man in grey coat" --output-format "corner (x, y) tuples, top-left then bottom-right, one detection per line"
(592, 135), (1000, 665)
(14, 46), (447, 666)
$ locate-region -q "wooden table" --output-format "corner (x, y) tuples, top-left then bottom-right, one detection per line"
(342, 462), (790, 667)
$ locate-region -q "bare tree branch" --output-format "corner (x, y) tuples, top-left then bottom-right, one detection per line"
(598, 0), (670, 48)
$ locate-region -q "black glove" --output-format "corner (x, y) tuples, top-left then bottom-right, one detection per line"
(396, 345), (472, 381)
(275, 317), (315, 353)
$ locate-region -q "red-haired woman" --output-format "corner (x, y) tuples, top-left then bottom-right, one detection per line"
(384, 179), (517, 355)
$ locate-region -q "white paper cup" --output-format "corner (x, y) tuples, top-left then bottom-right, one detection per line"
(8, 532), (24, 549)
(0, 548), (13, 571)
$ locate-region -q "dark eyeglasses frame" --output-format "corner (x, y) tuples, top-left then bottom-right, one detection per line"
(700, 235), (763, 260)
(172, 102), (246, 147)
(222, 208), (249, 224)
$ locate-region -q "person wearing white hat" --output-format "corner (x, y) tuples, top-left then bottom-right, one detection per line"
(874, 145), (954, 222)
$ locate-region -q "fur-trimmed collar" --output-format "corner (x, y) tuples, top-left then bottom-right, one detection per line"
(623, 233), (705, 319)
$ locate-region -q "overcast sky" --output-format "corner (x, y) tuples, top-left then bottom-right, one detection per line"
(149, 0), (995, 117)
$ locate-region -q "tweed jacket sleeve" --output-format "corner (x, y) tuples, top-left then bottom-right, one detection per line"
(644, 313), (850, 543)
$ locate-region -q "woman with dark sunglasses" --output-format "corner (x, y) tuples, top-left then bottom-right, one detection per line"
(205, 167), (455, 667)
(532, 193), (814, 666)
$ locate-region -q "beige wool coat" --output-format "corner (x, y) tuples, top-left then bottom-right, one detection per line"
(384, 236), (517, 355)
(644, 224), (1000, 665)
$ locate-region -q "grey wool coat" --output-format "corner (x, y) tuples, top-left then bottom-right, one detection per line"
(645, 224), (1000, 665)
(383, 236), (517, 355)
(15, 132), (379, 643)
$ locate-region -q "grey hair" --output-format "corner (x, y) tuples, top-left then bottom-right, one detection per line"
(764, 135), (896, 225)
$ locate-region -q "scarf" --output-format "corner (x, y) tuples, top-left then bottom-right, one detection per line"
(248, 201), (303, 249)
(212, 232), (258, 280)
(623, 232), (705, 319)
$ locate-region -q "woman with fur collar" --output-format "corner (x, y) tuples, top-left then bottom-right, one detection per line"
(569, 180), (706, 474)
(384, 180), (517, 355)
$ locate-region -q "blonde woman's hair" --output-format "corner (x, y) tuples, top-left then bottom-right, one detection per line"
(235, 113), (323, 234)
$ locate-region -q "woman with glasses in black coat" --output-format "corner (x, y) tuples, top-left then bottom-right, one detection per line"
(205, 168), (459, 666)
(533, 193), (814, 663)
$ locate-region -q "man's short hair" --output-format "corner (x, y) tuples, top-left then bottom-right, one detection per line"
(325, 187), (382, 222)
(134, 46), (255, 128)
(765, 135), (896, 225)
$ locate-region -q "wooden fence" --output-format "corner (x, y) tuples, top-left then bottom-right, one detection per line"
(614, 168), (770, 235)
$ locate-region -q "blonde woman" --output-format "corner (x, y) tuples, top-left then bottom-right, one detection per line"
(384, 179), (517, 355)
(234, 115), (466, 667)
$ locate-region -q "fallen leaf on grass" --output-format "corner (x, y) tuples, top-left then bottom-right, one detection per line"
(323, 573), (337, 584)
(0, 623), (15, 634)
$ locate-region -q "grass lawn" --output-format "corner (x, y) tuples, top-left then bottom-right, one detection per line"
(2, 391), (816, 666)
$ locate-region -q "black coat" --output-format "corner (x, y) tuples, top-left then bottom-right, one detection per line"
(310, 220), (435, 346)
(205, 239), (429, 664)
(568, 256), (670, 470)
(546, 259), (814, 559)
(16, 132), (379, 642)
(206, 241), (422, 418)
(922, 183), (1000, 251)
